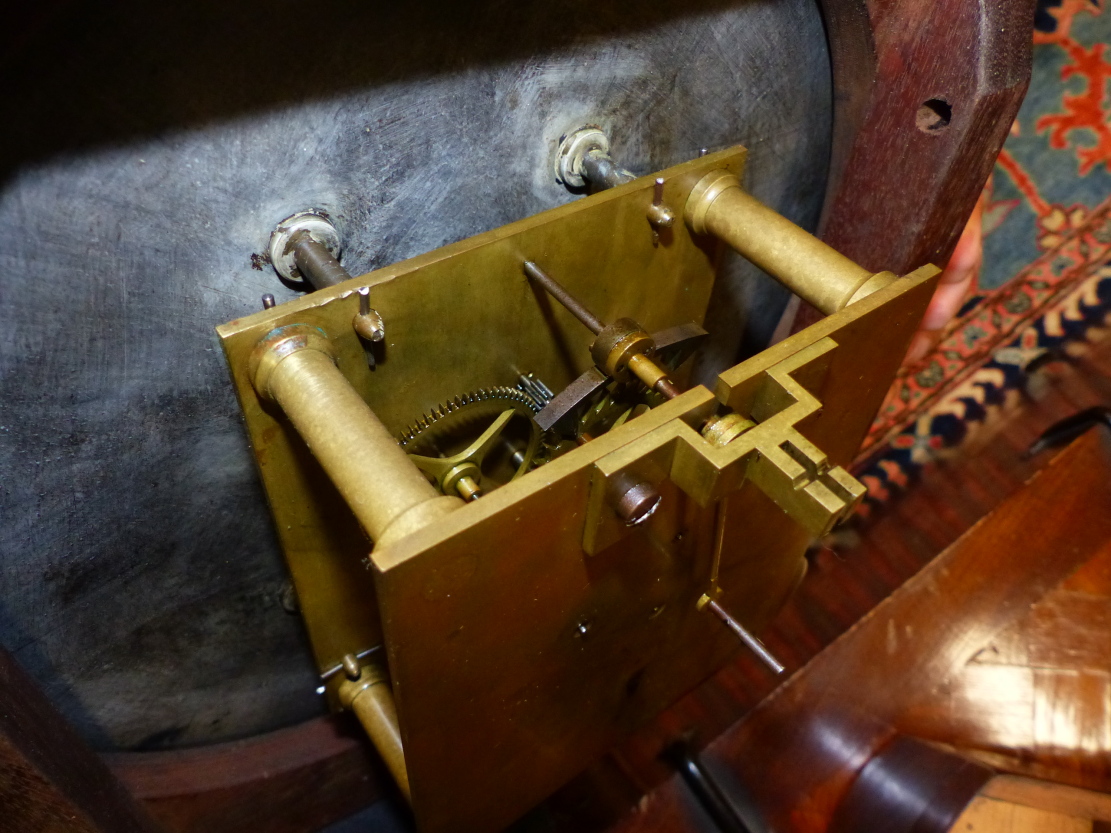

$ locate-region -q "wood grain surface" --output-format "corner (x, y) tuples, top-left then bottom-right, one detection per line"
(789, 0), (1035, 336)
(107, 714), (388, 833)
(605, 426), (1111, 833)
(819, 0), (1035, 274)
(901, 548), (1111, 793)
(0, 646), (159, 833)
(982, 776), (1111, 823)
(952, 796), (1093, 833)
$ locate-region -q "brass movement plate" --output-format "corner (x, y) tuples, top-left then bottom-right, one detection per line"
(217, 145), (938, 833)
(372, 267), (936, 832)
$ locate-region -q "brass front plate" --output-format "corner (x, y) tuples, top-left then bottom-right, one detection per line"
(216, 148), (745, 677)
(371, 269), (937, 833)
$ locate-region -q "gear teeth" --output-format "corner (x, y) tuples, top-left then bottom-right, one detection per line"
(396, 384), (545, 450)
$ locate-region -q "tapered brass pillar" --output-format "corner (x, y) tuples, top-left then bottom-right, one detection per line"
(250, 324), (456, 800)
(685, 170), (895, 314)
(339, 659), (411, 802)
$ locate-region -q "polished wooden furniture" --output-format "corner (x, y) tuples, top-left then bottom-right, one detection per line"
(608, 427), (1111, 832)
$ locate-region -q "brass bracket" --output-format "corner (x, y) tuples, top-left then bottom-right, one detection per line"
(583, 337), (866, 555)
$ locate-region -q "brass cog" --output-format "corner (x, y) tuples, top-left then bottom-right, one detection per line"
(578, 380), (662, 441)
(398, 387), (542, 499)
(532, 380), (661, 468)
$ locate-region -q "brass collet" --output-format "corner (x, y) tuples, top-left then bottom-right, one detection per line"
(685, 170), (896, 314)
(590, 318), (655, 380)
(701, 412), (756, 448)
(250, 323), (335, 400)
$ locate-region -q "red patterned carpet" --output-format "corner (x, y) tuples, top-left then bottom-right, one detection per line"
(859, 0), (1111, 509)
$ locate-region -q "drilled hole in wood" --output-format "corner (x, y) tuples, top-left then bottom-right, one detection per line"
(917, 98), (952, 133)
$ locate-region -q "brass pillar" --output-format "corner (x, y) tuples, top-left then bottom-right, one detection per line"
(250, 324), (461, 547)
(685, 170), (895, 314)
(250, 325), (448, 800)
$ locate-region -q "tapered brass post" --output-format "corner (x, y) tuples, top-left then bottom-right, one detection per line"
(339, 658), (411, 802)
(249, 327), (454, 800)
(684, 170), (896, 314)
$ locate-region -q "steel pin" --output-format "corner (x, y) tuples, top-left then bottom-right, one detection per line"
(352, 287), (386, 343)
(647, 177), (674, 242)
(522, 261), (605, 335)
(699, 595), (785, 674)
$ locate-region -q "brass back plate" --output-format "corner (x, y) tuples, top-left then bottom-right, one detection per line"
(216, 148), (745, 677)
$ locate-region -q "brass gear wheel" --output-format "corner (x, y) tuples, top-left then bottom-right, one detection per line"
(577, 380), (662, 441)
(398, 387), (542, 499)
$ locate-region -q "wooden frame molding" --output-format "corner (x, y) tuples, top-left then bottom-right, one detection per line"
(0, 647), (160, 833)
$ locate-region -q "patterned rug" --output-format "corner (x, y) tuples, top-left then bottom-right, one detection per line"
(856, 0), (1111, 514)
